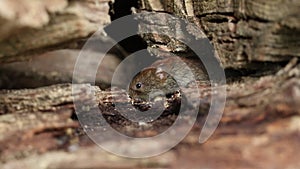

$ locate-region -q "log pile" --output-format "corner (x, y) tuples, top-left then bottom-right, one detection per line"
(0, 0), (299, 168)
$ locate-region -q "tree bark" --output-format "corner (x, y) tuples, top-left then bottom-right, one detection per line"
(137, 0), (300, 68)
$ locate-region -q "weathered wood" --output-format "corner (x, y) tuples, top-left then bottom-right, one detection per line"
(0, 62), (299, 166)
(2, 146), (175, 169)
(0, 50), (122, 89)
(138, 0), (300, 68)
(0, 0), (300, 168)
(0, 0), (111, 63)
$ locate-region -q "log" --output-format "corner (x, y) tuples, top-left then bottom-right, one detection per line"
(0, 50), (123, 89)
(0, 0), (111, 63)
(0, 0), (300, 168)
(0, 62), (299, 167)
(137, 0), (300, 68)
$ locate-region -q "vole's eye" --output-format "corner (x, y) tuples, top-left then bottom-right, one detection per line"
(136, 82), (142, 89)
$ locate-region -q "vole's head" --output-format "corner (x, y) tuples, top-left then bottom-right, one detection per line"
(129, 67), (175, 104)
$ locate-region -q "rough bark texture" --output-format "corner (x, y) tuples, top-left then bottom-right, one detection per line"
(1, 62), (300, 168)
(138, 0), (300, 68)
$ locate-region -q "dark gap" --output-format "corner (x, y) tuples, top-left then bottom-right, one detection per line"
(225, 61), (288, 83)
(196, 12), (234, 19)
(108, 0), (147, 53)
(71, 111), (78, 121)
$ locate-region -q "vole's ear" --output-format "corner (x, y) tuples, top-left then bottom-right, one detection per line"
(157, 73), (165, 80)
(155, 67), (163, 74)
(155, 68), (167, 80)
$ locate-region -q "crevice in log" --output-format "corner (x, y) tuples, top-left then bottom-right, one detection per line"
(196, 12), (235, 19)
(107, 0), (148, 53)
(109, 0), (139, 20)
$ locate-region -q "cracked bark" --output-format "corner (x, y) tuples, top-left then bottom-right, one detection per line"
(138, 0), (300, 68)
